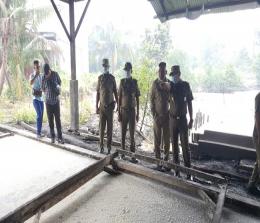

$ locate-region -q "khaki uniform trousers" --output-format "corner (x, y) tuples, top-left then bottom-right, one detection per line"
(153, 113), (170, 161)
(170, 116), (191, 168)
(121, 108), (136, 152)
(99, 106), (114, 150)
(248, 135), (260, 187)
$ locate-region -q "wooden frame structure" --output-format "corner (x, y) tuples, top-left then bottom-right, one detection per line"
(1, 124), (260, 223)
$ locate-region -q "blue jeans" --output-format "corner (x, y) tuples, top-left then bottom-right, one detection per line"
(33, 99), (44, 135)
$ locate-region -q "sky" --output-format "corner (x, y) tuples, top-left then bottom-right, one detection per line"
(27, 0), (260, 73)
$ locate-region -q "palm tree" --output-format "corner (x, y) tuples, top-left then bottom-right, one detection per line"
(0, 0), (60, 98)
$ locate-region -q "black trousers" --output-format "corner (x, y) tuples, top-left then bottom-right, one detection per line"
(46, 102), (62, 139)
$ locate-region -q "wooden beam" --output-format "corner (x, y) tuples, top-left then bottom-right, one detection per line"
(117, 149), (225, 184)
(213, 185), (227, 223)
(155, 0), (257, 20)
(198, 190), (216, 214)
(193, 165), (249, 183)
(75, 0), (91, 38)
(0, 132), (13, 139)
(19, 121), (98, 151)
(78, 131), (122, 147)
(159, 0), (168, 21)
(115, 160), (260, 216)
(50, 0), (70, 40)
(0, 153), (116, 223)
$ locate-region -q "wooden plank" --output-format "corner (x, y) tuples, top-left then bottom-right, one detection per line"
(198, 140), (256, 160)
(212, 185), (227, 223)
(115, 160), (260, 216)
(198, 190), (216, 213)
(0, 153), (117, 223)
(193, 165), (249, 182)
(0, 132), (13, 139)
(117, 149), (226, 184)
(19, 121), (96, 151)
(78, 129), (122, 146)
(0, 124), (105, 160)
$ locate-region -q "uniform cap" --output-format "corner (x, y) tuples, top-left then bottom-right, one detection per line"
(102, 58), (110, 67)
(159, 62), (166, 69)
(169, 65), (181, 76)
(123, 62), (132, 71)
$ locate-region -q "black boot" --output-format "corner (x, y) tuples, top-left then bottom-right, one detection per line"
(100, 147), (104, 154)
(175, 170), (180, 177)
(247, 185), (260, 197)
(130, 157), (138, 164)
(107, 147), (111, 155)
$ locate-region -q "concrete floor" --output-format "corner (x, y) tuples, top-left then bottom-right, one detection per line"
(0, 135), (95, 218)
(1, 135), (259, 223)
(26, 173), (260, 223)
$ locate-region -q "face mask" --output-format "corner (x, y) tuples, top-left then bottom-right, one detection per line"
(104, 67), (109, 74)
(124, 71), (131, 79)
(172, 75), (180, 83)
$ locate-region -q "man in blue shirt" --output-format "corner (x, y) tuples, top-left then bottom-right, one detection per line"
(30, 60), (44, 138)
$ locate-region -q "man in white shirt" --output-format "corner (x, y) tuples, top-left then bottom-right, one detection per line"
(30, 60), (44, 138)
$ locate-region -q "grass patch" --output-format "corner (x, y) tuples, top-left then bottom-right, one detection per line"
(79, 101), (92, 125)
(13, 104), (47, 124)
(0, 110), (4, 123)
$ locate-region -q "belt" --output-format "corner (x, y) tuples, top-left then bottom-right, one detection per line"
(170, 114), (186, 120)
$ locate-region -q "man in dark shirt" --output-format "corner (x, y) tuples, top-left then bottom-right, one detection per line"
(42, 63), (64, 144)
(168, 65), (193, 178)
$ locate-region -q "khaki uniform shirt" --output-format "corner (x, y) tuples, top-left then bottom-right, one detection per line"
(97, 73), (117, 108)
(150, 78), (170, 117)
(119, 78), (140, 109)
(253, 92), (260, 139)
(169, 80), (193, 117)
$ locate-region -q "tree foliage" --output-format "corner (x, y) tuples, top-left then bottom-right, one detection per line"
(0, 0), (57, 99)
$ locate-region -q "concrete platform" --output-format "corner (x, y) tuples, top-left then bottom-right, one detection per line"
(26, 173), (260, 223)
(0, 135), (95, 218)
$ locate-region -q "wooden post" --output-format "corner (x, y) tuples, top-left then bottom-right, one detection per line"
(212, 185), (227, 223)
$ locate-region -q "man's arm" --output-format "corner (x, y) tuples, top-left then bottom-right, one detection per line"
(118, 80), (122, 121)
(30, 74), (38, 85)
(136, 80), (140, 122)
(187, 100), (193, 129)
(256, 111), (260, 141)
(57, 72), (61, 85)
(113, 78), (119, 111)
(255, 95), (260, 144)
(96, 77), (100, 114)
(136, 96), (140, 122)
(187, 83), (194, 129)
(150, 82), (156, 117)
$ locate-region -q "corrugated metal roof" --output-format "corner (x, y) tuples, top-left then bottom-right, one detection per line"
(148, 0), (260, 22)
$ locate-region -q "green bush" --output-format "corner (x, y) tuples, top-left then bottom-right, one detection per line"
(13, 104), (47, 124)
(0, 110), (4, 123)
(79, 101), (92, 125)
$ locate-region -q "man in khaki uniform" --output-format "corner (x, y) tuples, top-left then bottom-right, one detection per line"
(247, 92), (260, 196)
(168, 65), (193, 178)
(96, 58), (118, 154)
(150, 62), (170, 171)
(118, 62), (140, 163)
